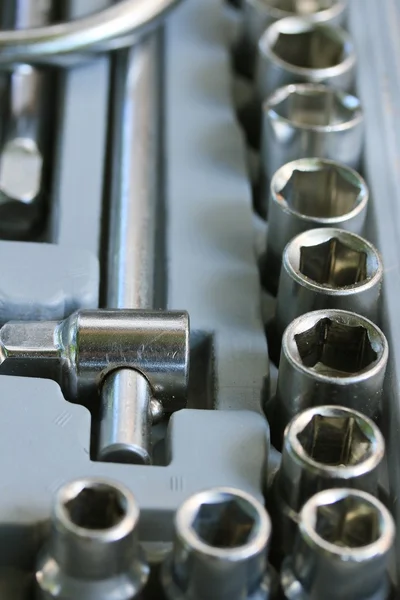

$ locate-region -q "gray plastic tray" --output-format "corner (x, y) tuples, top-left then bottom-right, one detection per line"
(0, 0), (398, 597)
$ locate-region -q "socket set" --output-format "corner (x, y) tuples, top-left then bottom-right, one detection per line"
(0, 0), (398, 598)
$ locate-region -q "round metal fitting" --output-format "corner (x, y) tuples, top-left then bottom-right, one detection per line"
(234, 1), (347, 78)
(35, 478), (149, 599)
(256, 17), (356, 102)
(262, 159), (369, 295)
(273, 309), (388, 441)
(269, 405), (384, 557)
(271, 228), (382, 356)
(0, 0), (184, 66)
(260, 83), (363, 200)
(281, 488), (395, 600)
(161, 487), (273, 600)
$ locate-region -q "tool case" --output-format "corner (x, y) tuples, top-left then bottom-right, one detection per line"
(0, 0), (398, 597)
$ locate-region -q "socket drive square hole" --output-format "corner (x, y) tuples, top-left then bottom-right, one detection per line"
(297, 414), (372, 466)
(315, 496), (381, 548)
(299, 238), (368, 287)
(294, 317), (377, 375)
(191, 496), (257, 548)
(65, 484), (127, 530)
(273, 88), (357, 127)
(272, 28), (344, 69)
(279, 166), (361, 218)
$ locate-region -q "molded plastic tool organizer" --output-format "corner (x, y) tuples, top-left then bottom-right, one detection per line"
(0, 0), (399, 598)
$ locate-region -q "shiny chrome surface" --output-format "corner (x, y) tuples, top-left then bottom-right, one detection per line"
(260, 84), (363, 197)
(0, 308), (189, 407)
(99, 33), (162, 463)
(99, 369), (153, 465)
(106, 36), (159, 311)
(36, 478), (149, 599)
(274, 309), (388, 440)
(281, 488), (394, 599)
(234, 1), (347, 78)
(256, 18), (356, 103)
(0, 0), (51, 239)
(262, 158), (368, 295)
(0, 30), (190, 465)
(161, 487), (272, 600)
(0, 0), (184, 66)
(269, 405), (384, 556)
(273, 228), (382, 349)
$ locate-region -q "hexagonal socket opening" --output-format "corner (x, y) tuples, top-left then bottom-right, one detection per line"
(265, 0), (336, 14)
(271, 88), (358, 128)
(315, 496), (381, 548)
(279, 166), (362, 218)
(191, 495), (257, 548)
(297, 414), (373, 466)
(64, 484), (127, 530)
(294, 317), (377, 375)
(299, 238), (368, 287)
(272, 28), (345, 69)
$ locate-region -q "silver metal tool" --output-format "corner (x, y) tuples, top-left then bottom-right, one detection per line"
(271, 309), (388, 442)
(0, 308), (189, 460)
(0, 32), (190, 464)
(0, 0), (184, 66)
(270, 228), (382, 359)
(234, 1), (347, 79)
(261, 158), (368, 295)
(256, 18), (356, 104)
(268, 405), (384, 557)
(161, 487), (273, 600)
(259, 84), (363, 209)
(35, 477), (149, 599)
(281, 488), (395, 600)
(100, 31), (167, 465)
(0, 0), (51, 239)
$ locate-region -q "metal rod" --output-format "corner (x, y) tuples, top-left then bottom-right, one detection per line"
(106, 36), (159, 310)
(98, 32), (162, 464)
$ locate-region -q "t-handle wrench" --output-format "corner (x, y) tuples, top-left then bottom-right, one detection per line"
(0, 29), (190, 465)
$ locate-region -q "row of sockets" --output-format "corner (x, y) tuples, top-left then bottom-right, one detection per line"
(35, 470), (394, 599)
(228, 4), (387, 444)
(226, 0), (397, 599)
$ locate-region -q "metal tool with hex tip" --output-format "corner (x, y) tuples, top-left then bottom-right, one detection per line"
(0, 30), (190, 465)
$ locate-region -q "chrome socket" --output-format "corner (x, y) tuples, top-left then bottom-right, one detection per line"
(234, 1), (347, 79)
(272, 309), (388, 442)
(161, 487), (273, 600)
(269, 405), (384, 557)
(35, 478), (149, 599)
(256, 17), (356, 103)
(271, 228), (383, 357)
(262, 159), (368, 295)
(260, 84), (363, 203)
(281, 488), (395, 600)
